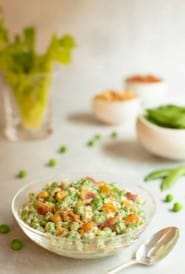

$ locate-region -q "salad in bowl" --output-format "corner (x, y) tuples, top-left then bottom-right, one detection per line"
(12, 173), (156, 258)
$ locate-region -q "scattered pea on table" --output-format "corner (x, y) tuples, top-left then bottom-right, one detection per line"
(172, 202), (183, 212)
(165, 194), (174, 203)
(0, 224), (10, 234)
(110, 131), (118, 138)
(17, 170), (27, 179)
(86, 140), (95, 147)
(59, 146), (68, 154)
(94, 134), (101, 140)
(11, 239), (24, 251)
(47, 159), (57, 167)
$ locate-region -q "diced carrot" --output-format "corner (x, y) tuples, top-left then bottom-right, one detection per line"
(99, 184), (111, 194)
(55, 191), (67, 201)
(79, 222), (93, 233)
(38, 191), (49, 199)
(102, 203), (116, 213)
(124, 214), (140, 225)
(50, 213), (62, 223)
(56, 228), (68, 237)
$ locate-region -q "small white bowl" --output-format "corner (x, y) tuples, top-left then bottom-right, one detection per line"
(125, 78), (167, 108)
(93, 97), (141, 125)
(136, 115), (185, 160)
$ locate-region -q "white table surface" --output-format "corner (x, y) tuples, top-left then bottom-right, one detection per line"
(0, 78), (184, 274)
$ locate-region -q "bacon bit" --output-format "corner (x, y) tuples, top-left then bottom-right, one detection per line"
(37, 191), (49, 199)
(56, 228), (68, 237)
(79, 222), (93, 234)
(59, 183), (65, 190)
(124, 214), (140, 225)
(59, 181), (69, 189)
(99, 184), (111, 194)
(102, 203), (116, 213)
(55, 191), (67, 201)
(95, 180), (106, 187)
(125, 192), (138, 202)
(99, 217), (116, 229)
(80, 190), (96, 202)
(37, 202), (52, 215)
(50, 213), (62, 223)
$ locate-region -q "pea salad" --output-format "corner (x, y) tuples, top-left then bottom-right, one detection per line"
(20, 177), (145, 240)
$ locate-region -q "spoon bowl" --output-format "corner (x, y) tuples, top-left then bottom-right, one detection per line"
(106, 226), (179, 274)
(136, 227), (179, 265)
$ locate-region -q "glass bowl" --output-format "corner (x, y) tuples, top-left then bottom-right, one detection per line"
(11, 173), (156, 259)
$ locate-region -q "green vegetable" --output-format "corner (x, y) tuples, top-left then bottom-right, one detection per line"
(0, 8), (76, 130)
(11, 239), (24, 250)
(17, 170), (27, 179)
(172, 202), (183, 212)
(161, 166), (185, 191)
(165, 194), (174, 202)
(59, 145), (68, 154)
(86, 140), (95, 147)
(47, 159), (57, 167)
(0, 224), (10, 234)
(145, 104), (185, 129)
(94, 134), (101, 140)
(111, 131), (118, 138)
(144, 169), (172, 182)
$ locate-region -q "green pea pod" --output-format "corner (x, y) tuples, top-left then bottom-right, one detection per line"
(161, 166), (185, 191)
(144, 169), (172, 182)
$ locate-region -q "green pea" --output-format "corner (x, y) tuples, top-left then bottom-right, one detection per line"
(17, 170), (27, 179)
(59, 146), (68, 153)
(47, 159), (57, 167)
(172, 202), (183, 212)
(110, 131), (118, 138)
(86, 140), (95, 147)
(0, 224), (10, 234)
(165, 194), (174, 202)
(94, 134), (101, 140)
(11, 239), (23, 251)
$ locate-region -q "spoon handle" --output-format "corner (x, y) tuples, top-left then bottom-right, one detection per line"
(105, 259), (137, 274)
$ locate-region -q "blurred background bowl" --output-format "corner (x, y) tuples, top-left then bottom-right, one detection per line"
(92, 97), (141, 125)
(125, 76), (167, 108)
(136, 115), (185, 160)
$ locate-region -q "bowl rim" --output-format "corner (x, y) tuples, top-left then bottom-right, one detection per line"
(138, 115), (185, 133)
(11, 173), (156, 243)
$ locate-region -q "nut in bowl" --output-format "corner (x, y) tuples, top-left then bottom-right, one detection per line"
(11, 173), (155, 259)
(125, 75), (167, 108)
(92, 90), (141, 125)
(136, 104), (185, 160)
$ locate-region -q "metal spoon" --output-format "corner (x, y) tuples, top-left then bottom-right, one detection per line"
(105, 226), (179, 274)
